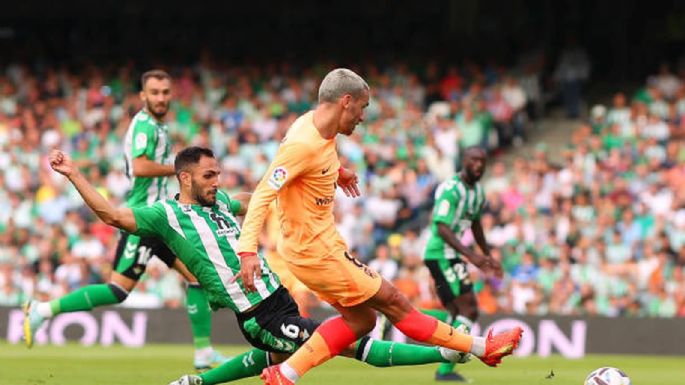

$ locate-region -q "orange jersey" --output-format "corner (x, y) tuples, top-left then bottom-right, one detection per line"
(238, 111), (347, 264)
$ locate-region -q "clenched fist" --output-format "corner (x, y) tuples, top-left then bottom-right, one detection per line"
(49, 150), (76, 177)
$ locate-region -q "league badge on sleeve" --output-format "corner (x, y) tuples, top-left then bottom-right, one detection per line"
(135, 132), (148, 150)
(268, 167), (288, 190)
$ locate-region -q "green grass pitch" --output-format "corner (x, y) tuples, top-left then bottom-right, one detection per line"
(0, 342), (680, 385)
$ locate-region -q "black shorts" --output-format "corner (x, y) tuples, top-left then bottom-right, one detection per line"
(112, 231), (176, 280)
(235, 287), (320, 354)
(425, 259), (474, 305)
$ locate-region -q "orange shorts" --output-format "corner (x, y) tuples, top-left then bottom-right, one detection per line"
(265, 251), (310, 295)
(285, 250), (382, 307)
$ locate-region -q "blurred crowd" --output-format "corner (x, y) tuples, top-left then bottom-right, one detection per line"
(453, 63), (685, 318)
(0, 57), (540, 310)
(1, 57), (683, 319)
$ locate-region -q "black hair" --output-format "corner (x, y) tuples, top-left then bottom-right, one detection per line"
(174, 146), (215, 176)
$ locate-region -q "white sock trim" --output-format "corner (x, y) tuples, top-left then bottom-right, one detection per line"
(470, 336), (485, 356)
(280, 362), (300, 383)
(361, 339), (374, 362)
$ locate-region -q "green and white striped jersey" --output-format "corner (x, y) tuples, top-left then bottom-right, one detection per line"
(131, 190), (281, 312)
(123, 110), (171, 208)
(424, 174), (486, 261)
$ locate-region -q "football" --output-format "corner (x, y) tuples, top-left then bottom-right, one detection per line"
(584, 367), (631, 385)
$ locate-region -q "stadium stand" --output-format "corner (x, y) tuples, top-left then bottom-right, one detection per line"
(0, 58), (683, 319)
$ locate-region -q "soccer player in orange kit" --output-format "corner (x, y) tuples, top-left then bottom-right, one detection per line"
(235, 68), (523, 385)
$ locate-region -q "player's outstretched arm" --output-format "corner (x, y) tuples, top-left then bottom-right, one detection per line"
(49, 150), (138, 233)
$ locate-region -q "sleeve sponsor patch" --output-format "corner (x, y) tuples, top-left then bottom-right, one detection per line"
(437, 200), (451, 217)
(268, 167), (288, 190)
(135, 132), (148, 150)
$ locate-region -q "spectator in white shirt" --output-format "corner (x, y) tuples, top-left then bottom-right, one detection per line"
(368, 244), (399, 281)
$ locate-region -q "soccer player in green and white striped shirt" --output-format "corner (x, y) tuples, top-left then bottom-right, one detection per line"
(23, 70), (227, 370)
(44, 146), (472, 385)
(422, 146), (503, 382)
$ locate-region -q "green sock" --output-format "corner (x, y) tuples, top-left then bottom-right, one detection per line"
(199, 348), (268, 385)
(422, 307), (457, 373)
(436, 316), (473, 375)
(186, 284), (213, 350)
(420, 308), (450, 323)
(50, 284), (121, 314)
(355, 337), (447, 367)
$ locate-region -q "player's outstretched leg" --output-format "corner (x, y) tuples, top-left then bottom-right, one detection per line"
(422, 309), (474, 381)
(351, 336), (470, 367)
(170, 348), (268, 385)
(170, 335), (470, 385)
(396, 308), (520, 368)
(372, 280), (521, 368)
(23, 282), (129, 348)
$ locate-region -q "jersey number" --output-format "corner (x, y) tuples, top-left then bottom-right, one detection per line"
(444, 264), (470, 284)
(344, 251), (364, 268)
(137, 245), (152, 265)
(281, 323), (309, 340)
(344, 252), (378, 278)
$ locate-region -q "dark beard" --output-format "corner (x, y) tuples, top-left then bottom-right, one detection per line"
(191, 184), (216, 207)
(196, 194), (216, 207)
(462, 169), (482, 185)
(467, 170), (480, 182)
(145, 100), (168, 120)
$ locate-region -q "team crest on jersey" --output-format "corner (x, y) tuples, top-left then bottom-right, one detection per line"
(268, 167), (288, 190)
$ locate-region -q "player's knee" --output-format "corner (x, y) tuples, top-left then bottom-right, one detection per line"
(344, 309), (376, 336)
(467, 307), (479, 321)
(354, 319), (376, 337)
(446, 302), (460, 317)
(460, 298), (479, 321)
(108, 283), (129, 303)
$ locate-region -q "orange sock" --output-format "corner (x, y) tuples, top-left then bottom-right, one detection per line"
(394, 308), (473, 352)
(285, 316), (357, 377)
(425, 318), (473, 352)
(285, 332), (331, 376)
